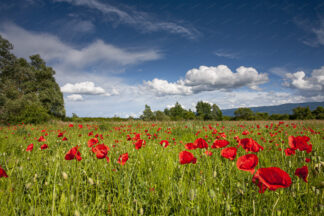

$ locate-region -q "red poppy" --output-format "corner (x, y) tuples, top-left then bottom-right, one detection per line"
(284, 148), (295, 156)
(185, 143), (195, 150)
(58, 132), (64, 137)
(211, 139), (229, 148)
(62, 137), (68, 141)
(87, 138), (99, 147)
(205, 150), (213, 156)
(92, 144), (110, 163)
(40, 144), (48, 150)
(288, 136), (312, 153)
(193, 138), (208, 149)
(26, 143), (34, 152)
(117, 153), (129, 165)
(295, 166), (308, 183)
(160, 140), (169, 148)
(236, 154), (258, 174)
(0, 166), (8, 178)
(242, 130), (250, 135)
(221, 147), (237, 160)
(78, 124), (83, 129)
(179, 151), (197, 164)
(69, 124), (74, 127)
(134, 139), (146, 150)
(252, 167), (292, 193)
(65, 145), (82, 161)
(239, 138), (264, 153)
(305, 158), (310, 163)
(38, 136), (46, 142)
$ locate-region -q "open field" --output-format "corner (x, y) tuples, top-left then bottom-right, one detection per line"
(0, 120), (323, 215)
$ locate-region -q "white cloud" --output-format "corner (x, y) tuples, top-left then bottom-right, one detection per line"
(54, 0), (199, 39)
(61, 81), (119, 96)
(285, 66), (324, 95)
(0, 23), (161, 70)
(67, 94), (84, 101)
(144, 65), (269, 96)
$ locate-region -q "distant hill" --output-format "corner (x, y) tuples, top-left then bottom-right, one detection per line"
(221, 102), (324, 116)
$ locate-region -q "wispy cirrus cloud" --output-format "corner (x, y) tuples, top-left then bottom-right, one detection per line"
(213, 50), (239, 59)
(54, 0), (200, 39)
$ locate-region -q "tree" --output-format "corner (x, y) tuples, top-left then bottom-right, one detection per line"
(155, 110), (170, 121)
(312, 106), (324, 119)
(169, 102), (185, 120)
(0, 35), (65, 123)
(291, 106), (313, 120)
(196, 101), (212, 120)
(211, 104), (223, 120)
(140, 105), (155, 121)
(234, 108), (255, 120)
(183, 109), (196, 120)
(255, 112), (269, 120)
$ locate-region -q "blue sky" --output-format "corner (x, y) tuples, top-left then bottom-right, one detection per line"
(0, 0), (324, 117)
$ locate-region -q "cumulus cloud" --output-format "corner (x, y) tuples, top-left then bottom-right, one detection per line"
(0, 23), (161, 70)
(54, 0), (199, 39)
(61, 81), (119, 96)
(285, 66), (324, 96)
(67, 94), (84, 101)
(144, 65), (269, 96)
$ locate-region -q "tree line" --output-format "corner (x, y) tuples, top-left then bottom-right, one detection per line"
(140, 102), (324, 121)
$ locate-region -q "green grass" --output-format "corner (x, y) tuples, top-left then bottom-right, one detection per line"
(0, 120), (323, 215)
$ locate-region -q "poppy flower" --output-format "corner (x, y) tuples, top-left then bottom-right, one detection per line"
(65, 145), (82, 161)
(211, 139), (229, 148)
(40, 144), (48, 150)
(38, 136), (46, 142)
(26, 143), (34, 152)
(179, 151), (197, 164)
(78, 124), (83, 129)
(239, 138), (264, 153)
(205, 150), (213, 156)
(221, 147), (237, 160)
(305, 158), (310, 163)
(185, 143), (196, 150)
(284, 148), (295, 156)
(236, 154), (258, 174)
(87, 138), (99, 147)
(92, 144), (110, 163)
(134, 139), (146, 150)
(295, 166), (308, 183)
(62, 137), (68, 141)
(288, 136), (312, 153)
(58, 132), (64, 137)
(0, 166), (8, 178)
(193, 138), (208, 149)
(117, 153), (129, 165)
(160, 140), (169, 148)
(69, 124), (74, 127)
(252, 167), (292, 193)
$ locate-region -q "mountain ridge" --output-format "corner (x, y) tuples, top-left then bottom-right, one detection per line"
(221, 102), (324, 116)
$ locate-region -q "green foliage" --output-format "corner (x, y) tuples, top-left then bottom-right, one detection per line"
(234, 108), (255, 120)
(269, 113), (290, 120)
(140, 105), (155, 121)
(211, 104), (223, 120)
(154, 110), (170, 121)
(169, 102), (186, 120)
(255, 112), (269, 120)
(196, 101), (212, 120)
(0, 35), (65, 124)
(291, 106), (313, 120)
(312, 106), (324, 119)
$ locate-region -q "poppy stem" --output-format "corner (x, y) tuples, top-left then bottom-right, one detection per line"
(271, 196), (280, 216)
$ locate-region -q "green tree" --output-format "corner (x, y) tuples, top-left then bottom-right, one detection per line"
(312, 106), (324, 119)
(140, 105), (155, 121)
(183, 109), (196, 120)
(196, 101), (212, 120)
(211, 104), (223, 120)
(169, 102), (185, 120)
(155, 110), (170, 121)
(291, 106), (313, 120)
(0, 35), (65, 123)
(255, 112), (269, 120)
(234, 108), (255, 120)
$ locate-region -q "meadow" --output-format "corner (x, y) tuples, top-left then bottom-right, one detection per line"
(0, 120), (323, 215)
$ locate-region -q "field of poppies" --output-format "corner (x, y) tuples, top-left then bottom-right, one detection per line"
(0, 120), (323, 215)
